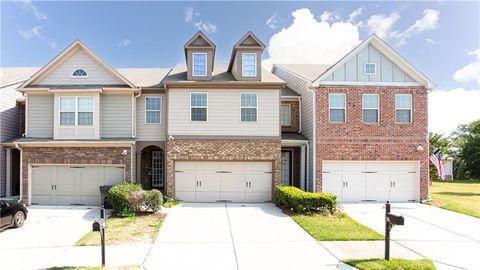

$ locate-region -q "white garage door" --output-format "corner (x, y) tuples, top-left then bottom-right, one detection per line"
(175, 161), (273, 202)
(31, 165), (125, 206)
(322, 161), (419, 202)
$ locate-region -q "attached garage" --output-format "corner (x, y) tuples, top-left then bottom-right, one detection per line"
(31, 165), (125, 206)
(175, 161), (273, 202)
(322, 161), (419, 202)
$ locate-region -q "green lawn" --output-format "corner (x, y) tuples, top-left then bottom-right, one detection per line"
(290, 212), (384, 241)
(428, 180), (480, 218)
(344, 259), (435, 270)
(75, 213), (162, 246)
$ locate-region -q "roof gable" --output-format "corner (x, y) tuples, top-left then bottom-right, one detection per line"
(20, 40), (135, 88)
(312, 34), (435, 88)
(184, 31), (216, 48)
(234, 31), (265, 48)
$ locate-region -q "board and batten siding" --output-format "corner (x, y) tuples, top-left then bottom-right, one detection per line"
(168, 89), (280, 137)
(273, 66), (315, 191)
(27, 94), (54, 138)
(326, 44), (415, 83)
(100, 94), (132, 138)
(36, 49), (123, 86)
(136, 94), (166, 141)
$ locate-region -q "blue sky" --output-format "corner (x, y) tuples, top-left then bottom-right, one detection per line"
(1, 1), (479, 133)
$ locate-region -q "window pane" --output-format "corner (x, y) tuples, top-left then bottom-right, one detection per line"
(329, 94), (345, 108)
(396, 109), (411, 123)
(241, 108), (257, 122)
(193, 54), (206, 76)
(60, 98), (75, 112)
(191, 108), (207, 121)
(365, 63), (376, 74)
(191, 93), (207, 107)
(242, 53), (256, 76)
(396, 95), (411, 109)
(146, 111), (161, 124)
(362, 95), (378, 109)
(72, 69), (87, 77)
(146, 97), (161, 111)
(78, 112), (93, 125)
(281, 105), (291, 126)
(330, 109), (345, 123)
(241, 93), (257, 107)
(60, 112), (75, 125)
(78, 97), (93, 111)
(363, 109), (378, 123)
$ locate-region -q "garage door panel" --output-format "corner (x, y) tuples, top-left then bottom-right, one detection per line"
(55, 167), (76, 196)
(80, 195), (100, 206)
(195, 192), (221, 202)
(196, 162), (221, 172)
(197, 173), (221, 191)
(322, 162), (342, 172)
(365, 173), (390, 201)
(221, 162), (246, 172)
(322, 172), (343, 199)
(221, 192), (245, 202)
(390, 162), (417, 172)
(175, 162), (197, 172)
(221, 173), (246, 191)
(246, 162), (272, 172)
(389, 172), (417, 201)
(175, 172), (196, 192)
(104, 167), (124, 186)
(366, 162), (390, 171)
(342, 173), (366, 202)
(248, 173), (272, 192)
(175, 191), (196, 201)
(342, 162), (366, 172)
(245, 192), (271, 202)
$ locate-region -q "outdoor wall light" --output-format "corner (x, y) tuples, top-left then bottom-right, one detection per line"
(416, 145), (424, 152)
(121, 149), (128, 156)
(168, 135), (174, 140)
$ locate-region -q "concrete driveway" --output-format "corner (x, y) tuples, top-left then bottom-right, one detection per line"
(342, 203), (480, 270)
(0, 206), (104, 269)
(144, 203), (341, 270)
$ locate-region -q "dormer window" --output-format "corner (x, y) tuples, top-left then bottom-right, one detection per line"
(364, 63), (376, 75)
(242, 53), (257, 77)
(72, 69), (88, 77)
(192, 53), (207, 77)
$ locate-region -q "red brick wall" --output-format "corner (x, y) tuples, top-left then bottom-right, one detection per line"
(22, 147), (132, 202)
(315, 85), (429, 200)
(165, 139), (281, 198)
(281, 100), (300, 133)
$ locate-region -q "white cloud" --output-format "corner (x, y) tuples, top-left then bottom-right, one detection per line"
(262, 8), (361, 70)
(453, 49), (480, 84)
(19, 25), (42, 40)
(429, 88), (480, 135)
(194, 21), (217, 33)
(50, 42), (57, 49)
(366, 12), (400, 39)
(117, 38), (131, 47)
(266, 12), (278, 29)
(390, 9), (440, 46)
(18, 0), (47, 21)
(184, 7), (194, 22)
(425, 38), (436, 45)
(347, 7), (364, 23)
(184, 7), (216, 33)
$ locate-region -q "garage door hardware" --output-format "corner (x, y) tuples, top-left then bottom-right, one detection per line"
(408, 171), (416, 173)
(390, 181), (396, 187)
(362, 171), (378, 174)
(216, 171), (233, 173)
(175, 171), (184, 173)
(245, 181), (252, 187)
(342, 182), (349, 187)
(196, 181), (202, 187)
(70, 166), (86, 169)
(51, 185), (57, 190)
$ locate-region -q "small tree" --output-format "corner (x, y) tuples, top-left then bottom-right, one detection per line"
(451, 120), (480, 180)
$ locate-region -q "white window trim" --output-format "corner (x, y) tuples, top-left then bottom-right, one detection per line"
(190, 92), (208, 122)
(240, 92), (258, 122)
(144, 96), (162, 125)
(242, 53), (257, 77)
(328, 93), (346, 124)
(71, 69), (88, 78)
(362, 94), (380, 124)
(281, 104), (292, 126)
(395, 94), (413, 124)
(192, 52), (207, 77)
(364, 63), (376, 75)
(59, 96), (94, 126)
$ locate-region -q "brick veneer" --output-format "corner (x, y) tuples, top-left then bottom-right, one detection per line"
(315, 85), (429, 200)
(21, 146), (132, 201)
(281, 100), (300, 133)
(165, 139), (281, 198)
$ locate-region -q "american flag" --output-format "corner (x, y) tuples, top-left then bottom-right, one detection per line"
(429, 149), (445, 180)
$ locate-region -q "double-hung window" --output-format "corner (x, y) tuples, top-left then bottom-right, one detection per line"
(192, 53), (207, 76)
(60, 97), (93, 126)
(145, 97), (161, 124)
(362, 94), (379, 123)
(281, 104), (291, 126)
(191, 93), (208, 121)
(395, 94), (412, 123)
(240, 93), (257, 122)
(364, 63), (376, 75)
(242, 53), (257, 77)
(329, 93), (346, 123)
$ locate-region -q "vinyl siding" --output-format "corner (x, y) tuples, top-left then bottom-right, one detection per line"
(27, 94), (54, 138)
(273, 66), (315, 191)
(330, 44), (415, 83)
(36, 49), (123, 85)
(136, 94), (166, 141)
(168, 89), (280, 137)
(100, 94), (132, 138)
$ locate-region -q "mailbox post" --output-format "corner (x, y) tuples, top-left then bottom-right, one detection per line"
(92, 207), (106, 266)
(385, 201), (404, 260)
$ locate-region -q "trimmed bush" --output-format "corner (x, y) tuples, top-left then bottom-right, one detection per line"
(276, 186), (336, 213)
(109, 183), (142, 216)
(128, 190), (146, 213)
(144, 189), (163, 212)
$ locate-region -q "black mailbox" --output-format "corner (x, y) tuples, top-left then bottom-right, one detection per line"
(386, 213), (404, 226)
(93, 218), (105, 232)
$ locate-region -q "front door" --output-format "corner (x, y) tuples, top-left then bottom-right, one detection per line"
(281, 151), (291, 185)
(151, 150), (164, 188)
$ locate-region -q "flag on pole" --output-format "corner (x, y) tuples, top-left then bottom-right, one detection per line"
(429, 149), (445, 180)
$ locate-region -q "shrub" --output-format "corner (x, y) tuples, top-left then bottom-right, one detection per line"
(108, 183), (142, 216)
(128, 190), (146, 213)
(144, 189), (163, 212)
(275, 186), (336, 213)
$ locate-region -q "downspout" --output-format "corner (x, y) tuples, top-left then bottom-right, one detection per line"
(307, 83), (317, 192)
(132, 88), (142, 183)
(305, 141), (309, 192)
(14, 143), (23, 203)
(133, 87), (142, 138)
(297, 96), (302, 133)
